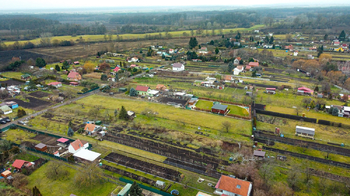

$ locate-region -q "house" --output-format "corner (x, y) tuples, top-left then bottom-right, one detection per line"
(84, 124), (102, 136)
(188, 98), (198, 106)
(333, 40), (340, 46)
(147, 89), (159, 97)
(113, 67), (121, 72)
(21, 74), (31, 81)
(224, 75), (232, 82)
(68, 139), (89, 154)
(135, 85), (150, 96)
(248, 62), (259, 67)
(211, 104), (228, 115)
(12, 159), (28, 170)
(130, 64), (137, 68)
(54, 151), (60, 157)
(293, 51), (298, 56)
(296, 126), (315, 139)
(73, 61), (79, 65)
(0, 105), (12, 115)
(263, 45), (273, 49)
(73, 149), (101, 162)
(57, 138), (70, 146)
(48, 82), (62, 88)
(70, 82), (79, 86)
(307, 54), (314, 59)
(1, 170), (11, 178)
(285, 45), (294, 50)
(198, 47), (208, 55)
(128, 57), (139, 63)
(169, 49), (174, 54)
(67, 72), (82, 81)
(35, 143), (47, 152)
(214, 175), (252, 196)
(298, 87), (314, 95)
(253, 150), (266, 160)
(156, 84), (167, 91)
(266, 88), (276, 94)
(341, 43), (348, 49)
(5, 101), (18, 109)
(233, 66), (244, 75)
(172, 63), (185, 71)
(233, 58), (240, 65)
(245, 65), (252, 71)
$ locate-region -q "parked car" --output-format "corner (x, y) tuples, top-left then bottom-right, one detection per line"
(18, 121), (26, 125)
(3, 117), (10, 122)
(0, 120), (7, 124)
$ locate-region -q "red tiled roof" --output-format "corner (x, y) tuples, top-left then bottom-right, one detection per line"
(130, 64), (137, 67)
(67, 72), (81, 79)
(57, 138), (69, 143)
(236, 57), (241, 61)
(70, 139), (84, 151)
(135, 85), (149, 92)
(249, 62), (259, 67)
(12, 159), (26, 169)
(245, 66), (251, 70)
(216, 175), (251, 196)
(113, 67), (120, 72)
(48, 82), (61, 86)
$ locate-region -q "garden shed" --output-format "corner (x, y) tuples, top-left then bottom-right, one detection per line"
(35, 143), (47, 152)
(295, 126), (315, 139)
(1, 170), (11, 178)
(211, 104), (228, 115)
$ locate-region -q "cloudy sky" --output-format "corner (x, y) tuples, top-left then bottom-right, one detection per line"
(1, 0), (350, 10)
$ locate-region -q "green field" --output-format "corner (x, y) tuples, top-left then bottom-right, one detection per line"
(4, 25), (264, 46)
(27, 161), (116, 196)
(196, 99), (249, 117)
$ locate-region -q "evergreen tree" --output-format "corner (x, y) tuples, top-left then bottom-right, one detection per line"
(252, 70), (257, 77)
(317, 45), (324, 57)
(129, 88), (137, 96)
(269, 36), (274, 44)
(55, 64), (61, 71)
(215, 47), (219, 54)
(228, 62), (234, 73)
(35, 57), (46, 68)
(114, 109), (118, 117)
(189, 37), (198, 49)
(235, 31), (241, 40)
(332, 107), (339, 116)
(339, 30), (346, 41)
(115, 72), (119, 82)
(119, 106), (128, 120)
(129, 182), (142, 196)
(324, 34), (328, 41)
(101, 74), (108, 81)
(68, 120), (72, 128)
(264, 36), (270, 44)
(32, 186), (41, 196)
(62, 61), (70, 70)
(67, 127), (74, 137)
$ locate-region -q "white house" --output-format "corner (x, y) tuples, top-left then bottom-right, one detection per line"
(233, 58), (240, 65)
(128, 57), (139, 63)
(68, 139), (89, 154)
(214, 175), (252, 196)
(233, 66), (244, 75)
(293, 51), (298, 56)
(172, 63), (185, 71)
(254, 30), (259, 33)
(48, 82), (62, 88)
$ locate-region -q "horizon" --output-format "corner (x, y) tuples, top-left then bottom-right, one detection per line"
(1, 2), (350, 13)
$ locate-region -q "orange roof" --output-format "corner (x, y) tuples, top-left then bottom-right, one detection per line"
(216, 175), (251, 196)
(248, 62), (259, 67)
(236, 57), (241, 61)
(70, 139), (84, 151)
(156, 84), (166, 89)
(245, 66), (251, 70)
(12, 159), (27, 169)
(84, 124), (96, 132)
(224, 75), (232, 80)
(236, 66), (243, 70)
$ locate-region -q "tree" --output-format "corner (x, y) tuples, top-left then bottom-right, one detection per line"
(55, 64), (61, 71)
(114, 109), (118, 117)
(332, 107), (339, 116)
(17, 109), (26, 118)
(35, 57), (46, 68)
(82, 87), (89, 93)
(115, 72), (119, 82)
(45, 161), (69, 180)
(235, 31), (241, 40)
(252, 70), (257, 77)
(119, 106), (128, 120)
(215, 47), (219, 54)
(129, 182), (142, 196)
(32, 186), (42, 196)
(221, 121), (232, 133)
(287, 165), (302, 191)
(269, 36), (274, 44)
(317, 45), (324, 57)
(62, 61), (70, 70)
(83, 61), (95, 73)
(67, 127), (74, 137)
(189, 37), (198, 49)
(324, 34), (328, 41)
(129, 88), (137, 96)
(74, 162), (103, 187)
(264, 36), (269, 44)
(228, 62), (234, 73)
(101, 74), (108, 81)
(339, 30), (346, 41)
(99, 62), (110, 71)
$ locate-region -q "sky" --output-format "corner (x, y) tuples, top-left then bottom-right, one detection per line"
(1, 0), (350, 11)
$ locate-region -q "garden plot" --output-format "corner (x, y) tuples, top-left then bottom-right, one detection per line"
(104, 152), (182, 182)
(7, 97), (53, 110)
(29, 91), (51, 98)
(0, 79), (24, 86)
(157, 97), (188, 106)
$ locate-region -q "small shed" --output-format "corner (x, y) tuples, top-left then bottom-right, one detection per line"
(57, 138), (70, 146)
(1, 170), (11, 178)
(117, 183), (132, 196)
(156, 180), (165, 189)
(35, 143), (47, 152)
(211, 104), (228, 115)
(5, 101), (18, 109)
(12, 159), (27, 170)
(253, 150), (266, 159)
(0, 105), (12, 115)
(295, 126), (315, 139)
(70, 82), (79, 86)
(188, 98), (198, 105)
(119, 88), (127, 92)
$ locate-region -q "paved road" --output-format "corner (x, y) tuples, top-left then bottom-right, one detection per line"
(0, 89), (99, 129)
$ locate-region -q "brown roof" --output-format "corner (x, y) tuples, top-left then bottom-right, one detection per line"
(248, 62), (259, 67)
(224, 75), (232, 80)
(172, 63), (183, 68)
(70, 139), (84, 151)
(67, 72), (81, 79)
(216, 175), (251, 196)
(84, 124), (96, 132)
(156, 84), (166, 90)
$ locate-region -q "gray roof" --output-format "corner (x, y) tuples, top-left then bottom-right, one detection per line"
(211, 104), (228, 111)
(35, 143), (46, 148)
(296, 126), (315, 135)
(253, 150), (266, 157)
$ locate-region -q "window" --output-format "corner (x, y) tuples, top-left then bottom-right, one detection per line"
(236, 185), (241, 189)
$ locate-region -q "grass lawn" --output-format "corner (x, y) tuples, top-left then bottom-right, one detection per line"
(196, 99), (249, 117)
(195, 100), (214, 110)
(14, 152), (40, 162)
(3, 129), (38, 144)
(27, 161), (116, 196)
(1, 71), (26, 80)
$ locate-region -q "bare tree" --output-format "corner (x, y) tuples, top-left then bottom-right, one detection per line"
(74, 161), (104, 188)
(45, 161), (69, 180)
(221, 121), (232, 133)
